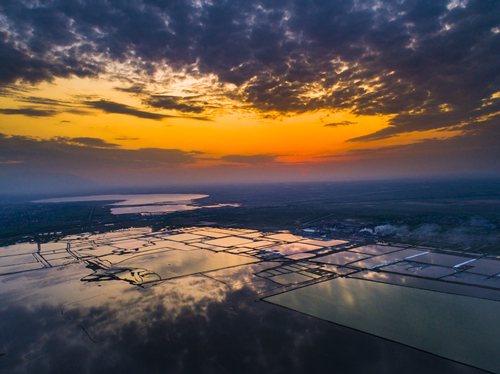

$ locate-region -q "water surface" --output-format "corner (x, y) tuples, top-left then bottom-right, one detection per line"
(266, 277), (500, 373)
(0, 226), (496, 373)
(34, 194), (210, 215)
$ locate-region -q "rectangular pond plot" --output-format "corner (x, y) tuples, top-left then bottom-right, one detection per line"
(97, 252), (143, 264)
(39, 249), (68, 257)
(224, 228), (258, 235)
(203, 262), (278, 288)
(239, 232), (264, 238)
(268, 269), (284, 276)
(285, 253), (317, 260)
(315, 251), (372, 266)
(62, 234), (87, 240)
(109, 239), (151, 250)
(162, 233), (207, 242)
(0, 262), (45, 275)
(298, 270), (322, 279)
(189, 229), (229, 238)
(380, 261), (457, 279)
(203, 237), (255, 248)
(266, 277), (500, 374)
(264, 243), (322, 255)
(349, 249), (426, 269)
(74, 245), (118, 257)
(42, 252), (75, 261)
(319, 264), (359, 275)
(40, 242), (68, 252)
(188, 242), (227, 251)
(236, 240), (276, 249)
(460, 258), (500, 276)
(153, 240), (199, 251)
(0, 243), (38, 257)
(442, 272), (500, 289)
(299, 239), (348, 247)
(206, 228), (248, 236)
(67, 241), (93, 248)
(138, 240), (177, 250)
(350, 244), (403, 256)
(411, 252), (477, 267)
(112, 249), (258, 282)
(227, 247), (255, 254)
(268, 272), (314, 285)
(264, 233), (304, 242)
(0, 253), (39, 267)
(45, 257), (78, 267)
(350, 270), (500, 302)
(96, 232), (135, 240)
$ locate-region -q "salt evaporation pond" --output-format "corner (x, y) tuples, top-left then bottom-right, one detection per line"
(266, 277), (500, 373)
(1, 227), (498, 373)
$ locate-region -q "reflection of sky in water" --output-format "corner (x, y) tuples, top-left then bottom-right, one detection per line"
(0, 268), (483, 374)
(267, 277), (500, 373)
(33, 194), (244, 215)
(34, 194), (209, 205)
(34, 194), (242, 215)
(110, 204), (199, 214)
(0, 226), (495, 373)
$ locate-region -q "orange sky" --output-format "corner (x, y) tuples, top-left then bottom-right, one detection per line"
(0, 76), (461, 166)
(1, 0), (498, 188)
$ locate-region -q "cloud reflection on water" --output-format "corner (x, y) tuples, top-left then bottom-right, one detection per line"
(0, 258), (486, 374)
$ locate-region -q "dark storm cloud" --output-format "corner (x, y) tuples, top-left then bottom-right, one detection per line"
(0, 30), (101, 86)
(1, 0), (499, 139)
(324, 121), (357, 127)
(221, 154), (277, 165)
(0, 133), (201, 171)
(0, 107), (58, 117)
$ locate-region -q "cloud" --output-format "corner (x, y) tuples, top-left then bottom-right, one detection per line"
(144, 95), (205, 114)
(0, 133), (202, 172)
(348, 115), (500, 157)
(308, 115), (500, 178)
(114, 84), (146, 95)
(0, 30), (101, 86)
(84, 100), (175, 120)
(17, 96), (73, 106)
(324, 121), (357, 127)
(0, 105), (93, 118)
(220, 154), (277, 165)
(84, 99), (212, 121)
(0, 95), (94, 117)
(115, 137), (139, 141)
(69, 137), (119, 148)
(0, 107), (58, 117)
(0, 0), (498, 140)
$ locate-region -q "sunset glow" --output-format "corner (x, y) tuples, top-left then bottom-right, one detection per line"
(1, 0), (499, 188)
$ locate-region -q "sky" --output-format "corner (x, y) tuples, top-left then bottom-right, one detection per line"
(0, 0), (499, 189)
